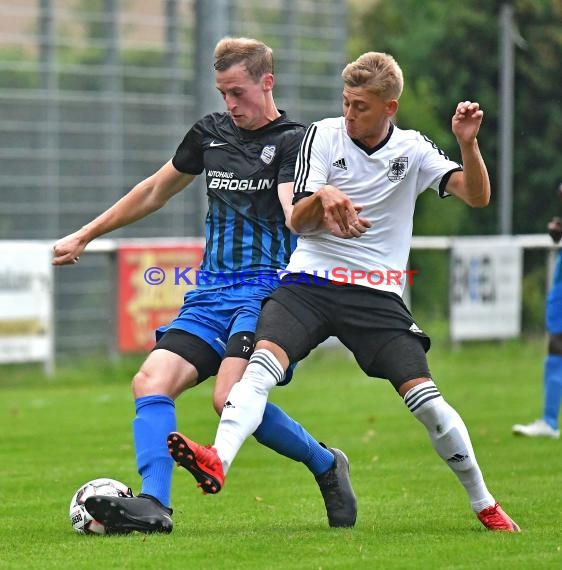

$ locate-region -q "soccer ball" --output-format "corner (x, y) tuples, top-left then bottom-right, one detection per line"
(69, 478), (133, 534)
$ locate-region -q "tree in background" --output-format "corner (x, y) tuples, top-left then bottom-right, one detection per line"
(349, 0), (562, 236)
(349, 0), (562, 325)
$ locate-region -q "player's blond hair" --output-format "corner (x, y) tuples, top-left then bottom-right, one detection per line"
(214, 37), (274, 82)
(341, 52), (403, 100)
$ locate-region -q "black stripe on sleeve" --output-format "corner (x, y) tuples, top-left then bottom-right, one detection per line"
(292, 191), (314, 205)
(293, 124), (317, 198)
(439, 167), (464, 198)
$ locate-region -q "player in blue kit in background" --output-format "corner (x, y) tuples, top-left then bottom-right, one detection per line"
(52, 37), (356, 533)
(513, 183), (562, 439)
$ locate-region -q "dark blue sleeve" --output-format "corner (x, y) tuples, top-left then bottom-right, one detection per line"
(171, 120), (205, 175)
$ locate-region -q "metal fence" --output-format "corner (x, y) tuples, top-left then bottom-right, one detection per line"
(0, 0), (347, 356)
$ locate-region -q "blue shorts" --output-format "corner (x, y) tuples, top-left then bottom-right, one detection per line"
(157, 279), (278, 358)
(546, 252), (562, 334)
(156, 279), (296, 385)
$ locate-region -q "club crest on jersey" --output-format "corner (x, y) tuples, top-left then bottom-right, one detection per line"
(388, 156), (408, 182)
(260, 145), (276, 165)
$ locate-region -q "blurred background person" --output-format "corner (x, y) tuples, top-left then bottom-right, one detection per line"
(513, 183), (562, 439)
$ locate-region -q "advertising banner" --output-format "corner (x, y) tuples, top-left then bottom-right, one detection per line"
(450, 238), (522, 341)
(0, 242), (53, 367)
(117, 241), (205, 352)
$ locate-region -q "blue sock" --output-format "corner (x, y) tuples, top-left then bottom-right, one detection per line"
(133, 395), (176, 507)
(543, 354), (562, 430)
(253, 402), (334, 476)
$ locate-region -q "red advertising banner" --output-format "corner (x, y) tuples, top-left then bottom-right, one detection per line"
(117, 242), (205, 352)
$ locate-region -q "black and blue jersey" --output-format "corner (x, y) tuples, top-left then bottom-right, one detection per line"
(172, 111), (304, 288)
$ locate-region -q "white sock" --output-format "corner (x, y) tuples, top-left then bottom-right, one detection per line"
(404, 380), (495, 513)
(214, 349), (284, 474)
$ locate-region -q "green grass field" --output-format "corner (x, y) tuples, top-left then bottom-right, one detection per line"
(1, 337), (561, 569)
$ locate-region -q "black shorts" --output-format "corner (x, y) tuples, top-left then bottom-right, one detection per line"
(153, 329), (254, 383)
(256, 277), (431, 390)
(153, 329), (221, 383)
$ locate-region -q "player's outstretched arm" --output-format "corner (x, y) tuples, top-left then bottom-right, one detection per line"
(447, 100), (490, 208)
(52, 161), (195, 265)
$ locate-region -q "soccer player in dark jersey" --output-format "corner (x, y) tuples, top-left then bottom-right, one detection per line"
(52, 37), (356, 533)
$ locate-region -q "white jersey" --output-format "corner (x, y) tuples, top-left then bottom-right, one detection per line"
(288, 117), (462, 296)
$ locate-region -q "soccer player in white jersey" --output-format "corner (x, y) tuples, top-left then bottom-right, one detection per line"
(168, 51), (520, 532)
